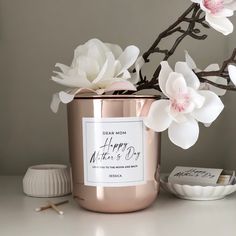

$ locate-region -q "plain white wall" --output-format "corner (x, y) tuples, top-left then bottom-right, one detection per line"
(0, 0), (235, 174)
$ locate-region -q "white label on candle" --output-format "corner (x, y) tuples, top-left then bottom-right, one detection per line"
(82, 117), (146, 187)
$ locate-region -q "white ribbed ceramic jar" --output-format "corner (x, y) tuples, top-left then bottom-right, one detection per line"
(23, 164), (71, 197)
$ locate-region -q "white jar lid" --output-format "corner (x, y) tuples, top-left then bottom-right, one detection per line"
(23, 164), (71, 197)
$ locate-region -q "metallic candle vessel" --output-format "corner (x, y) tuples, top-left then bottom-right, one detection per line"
(67, 95), (161, 213)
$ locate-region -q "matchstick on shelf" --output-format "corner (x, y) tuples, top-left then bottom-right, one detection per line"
(35, 200), (68, 214)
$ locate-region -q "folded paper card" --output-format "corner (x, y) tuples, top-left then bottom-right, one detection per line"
(168, 166), (235, 186)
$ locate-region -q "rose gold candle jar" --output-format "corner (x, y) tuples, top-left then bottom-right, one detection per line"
(67, 95), (161, 213)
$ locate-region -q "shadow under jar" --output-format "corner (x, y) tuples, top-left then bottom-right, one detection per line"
(67, 95), (161, 213)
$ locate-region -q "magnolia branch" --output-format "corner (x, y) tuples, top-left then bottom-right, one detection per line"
(199, 77), (236, 91)
(197, 48), (236, 78)
(121, 3), (236, 95)
(195, 49), (236, 91)
(143, 3), (204, 83)
(122, 3), (208, 94)
(141, 3), (201, 63)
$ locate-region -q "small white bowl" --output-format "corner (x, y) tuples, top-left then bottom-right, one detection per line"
(23, 164), (71, 197)
(160, 174), (236, 201)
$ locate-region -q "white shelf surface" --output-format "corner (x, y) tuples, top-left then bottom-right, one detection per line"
(0, 176), (236, 236)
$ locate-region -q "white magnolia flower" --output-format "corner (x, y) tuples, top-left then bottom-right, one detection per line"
(228, 64), (236, 85)
(144, 61), (224, 149)
(191, 0), (236, 35)
(185, 51), (227, 96)
(51, 38), (140, 112)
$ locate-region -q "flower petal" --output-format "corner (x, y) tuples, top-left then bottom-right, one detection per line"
(204, 123), (212, 127)
(105, 43), (123, 59)
(77, 56), (100, 80)
(175, 62), (200, 89)
(50, 93), (61, 113)
(121, 70), (131, 80)
(192, 90), (224, 123)
(95, 89), (105, 95)
(87, 44), (106, 67)
(75, 88), (97, 94)
(59, 88), (94, 104)
(200, 1), (211, 13)
(93, 52), (116, 84)
(59, 91), (75, 104)
(191, 0), (201, 3)
(205, 13), (233, 35)
(203, 64), (227, 96)
(73, 43), (89, 61)
(214, 8), (234, 17)
(129, 56), (145, 84)
(104, 81), (137, 93)
(228, 65), (236, 86)
(168, 118), (199, 149)
(185, 51), (197, 70)
(100, 52), (116, 80)
(52, 70), (91, 88)
(223, 0), (234, 4)
(51, 88), (79, 113)
(225, 1), (236, 11)
(50, 87), (98, 113)
(144, 100), (172, 132)
(188, 88), (205, 109)
(209, 77), (227, 96)
(159, 61), (173, 97)
(73, 39), (108, 67)
(204, 64), (220, 72)
(166, 72), (188, 98)
(116, 45), (140, 76)
(168, 109), (189, 123)
(55, 63), (70, 74)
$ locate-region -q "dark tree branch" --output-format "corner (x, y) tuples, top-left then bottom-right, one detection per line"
(199, 77), (236, 91)
(197, 49), (236, 78)
(142, 3), (198, 62)
(118, 3), (236, 95)
(193, 49), (236, 91)
(122, 3), (210, 94)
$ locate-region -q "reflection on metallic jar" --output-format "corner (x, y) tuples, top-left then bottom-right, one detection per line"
(67, 95), (161, 213)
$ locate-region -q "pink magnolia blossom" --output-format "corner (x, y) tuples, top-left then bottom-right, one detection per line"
(144, 61), (224, 149)
(191, 0), (236, 35)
